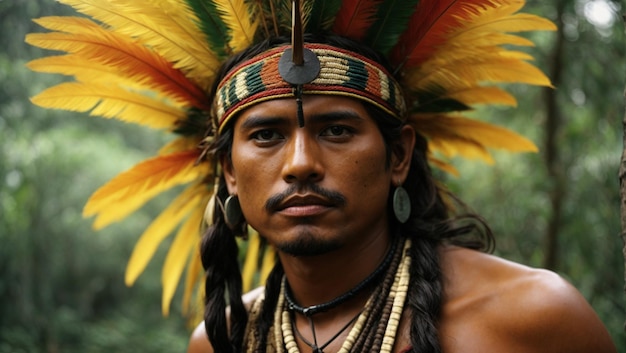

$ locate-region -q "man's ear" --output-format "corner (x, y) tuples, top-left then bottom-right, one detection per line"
(220, 155), (237, 195)
(390, 125), (416, 183)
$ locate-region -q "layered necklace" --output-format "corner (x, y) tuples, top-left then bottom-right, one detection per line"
(275, 237), (412, 353)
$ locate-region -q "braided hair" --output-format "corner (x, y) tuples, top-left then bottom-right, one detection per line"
(201, 34), (493, 353)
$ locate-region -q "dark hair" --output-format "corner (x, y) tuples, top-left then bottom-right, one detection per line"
(200, 34), (493, 353)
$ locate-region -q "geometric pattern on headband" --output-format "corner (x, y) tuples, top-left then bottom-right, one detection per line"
(215, 43), (406, 131)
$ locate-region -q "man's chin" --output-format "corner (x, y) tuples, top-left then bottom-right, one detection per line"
(275, 233), (341, 257)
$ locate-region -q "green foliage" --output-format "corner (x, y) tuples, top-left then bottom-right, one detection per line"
(447, 0), (626, 348)
(0, 1), (189, 352)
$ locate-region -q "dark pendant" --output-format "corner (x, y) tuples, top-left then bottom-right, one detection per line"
(312, 347), (323, 353)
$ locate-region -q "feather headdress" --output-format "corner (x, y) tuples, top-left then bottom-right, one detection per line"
(26, 0), (555, 316)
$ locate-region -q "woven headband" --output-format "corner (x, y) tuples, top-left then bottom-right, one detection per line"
(214, 44), (406, 132)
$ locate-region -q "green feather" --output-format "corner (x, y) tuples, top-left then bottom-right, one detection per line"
(366, 0), (420, 55)
(305, 0), (343, 33)
(253, 0), (291, 39)
(184, 0), (229, 58)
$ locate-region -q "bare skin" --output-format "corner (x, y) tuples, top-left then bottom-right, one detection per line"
(188, 96), (616, 353)
(189, 246), (616, 353)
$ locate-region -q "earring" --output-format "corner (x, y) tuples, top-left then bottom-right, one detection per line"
(224, 194), (244, 230)
(393, 183), (411, 224)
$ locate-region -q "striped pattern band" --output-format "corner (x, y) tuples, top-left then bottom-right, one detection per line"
(214, 44), (406, 132)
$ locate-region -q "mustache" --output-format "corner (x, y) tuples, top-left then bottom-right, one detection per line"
(265, 184), (347, 211)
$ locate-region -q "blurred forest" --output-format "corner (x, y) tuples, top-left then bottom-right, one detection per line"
(0, 0), (624, 352)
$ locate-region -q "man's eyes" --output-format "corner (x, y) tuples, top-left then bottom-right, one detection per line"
(251, 129), (283, 141)
(320, 125), (354, 138)
(249, 125), (355, 144)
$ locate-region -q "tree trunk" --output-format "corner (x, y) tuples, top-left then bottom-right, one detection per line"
(543, 0), (567, 271)
(620, 90), (626, 330)
(619, 14), (626, 332)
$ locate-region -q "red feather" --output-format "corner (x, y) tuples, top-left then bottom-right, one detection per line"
(390, 0), (493, 67)
(332, 0), (383, 40)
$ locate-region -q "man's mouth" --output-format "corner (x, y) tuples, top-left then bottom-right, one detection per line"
(274, 194), (335, 216)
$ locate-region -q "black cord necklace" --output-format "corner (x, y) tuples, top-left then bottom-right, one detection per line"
(291, 308), (363, 353)
(283, 238), (399, 317)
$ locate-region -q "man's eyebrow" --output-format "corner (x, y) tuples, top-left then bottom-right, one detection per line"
(239, 116), (288, 130)
(308, 110), (365, 124)
(239, 110), (364, 130)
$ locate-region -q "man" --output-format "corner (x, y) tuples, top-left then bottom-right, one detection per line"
(26, 0), (616, 352)
(186, 34), (616, 353)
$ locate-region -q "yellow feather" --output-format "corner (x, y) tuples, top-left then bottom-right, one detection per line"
(215, 0), (260, 53)
(458, 2), (556, 34)
(27, 55), (147, 92)
(412, 57), (552, 94)
(191, 279), (207, 325)
(84, 151), (206, 229)
(402, 0), (555, 113)
(30, 82), (185, 129)
(182, 243), (203, 316)
(158, 136), (205, 155)
(29, 15), (98, 33)
(427, 155), (460, 176)
(27, 18), (207, 106)
(57, 0), (220, 88)
(444, 86), (518, 107)
(259, 246), (276, 286)
(27, 54), (196, 111)
(430, 139), (494, 163)
(124, 183), (206, 286)
(412, 113), (538, 163)
(241, 230), (261, 292)
(450, 32), (535, 48)
(162, 201), (205, 316)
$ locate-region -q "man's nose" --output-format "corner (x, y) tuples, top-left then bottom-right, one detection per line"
(281, 131), (324, 184)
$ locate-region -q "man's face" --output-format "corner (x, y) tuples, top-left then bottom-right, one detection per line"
(222, 95), (409, 256)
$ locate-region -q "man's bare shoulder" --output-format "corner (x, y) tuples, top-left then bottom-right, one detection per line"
(187, 286), (265, 353)
(438, 246), (616, 353)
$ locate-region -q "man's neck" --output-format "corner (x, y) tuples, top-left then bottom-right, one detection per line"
(277, 231), (392, 309)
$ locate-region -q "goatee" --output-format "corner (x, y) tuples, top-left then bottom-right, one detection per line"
(276, 231), (342, 257)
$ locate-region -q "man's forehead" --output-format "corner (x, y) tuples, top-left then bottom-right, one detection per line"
(234, 96), (371, 128)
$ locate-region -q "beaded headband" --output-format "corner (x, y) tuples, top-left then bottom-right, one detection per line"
(214, 44), (406, 132)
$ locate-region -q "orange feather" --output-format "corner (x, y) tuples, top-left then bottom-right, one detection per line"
(28, 17), (209, 109)
(84, 150), (206, 229)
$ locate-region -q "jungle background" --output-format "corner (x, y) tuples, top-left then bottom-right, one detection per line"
(1, 0), (624, 352)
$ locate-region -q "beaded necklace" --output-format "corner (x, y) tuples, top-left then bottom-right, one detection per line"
(278, 238), (412, 353)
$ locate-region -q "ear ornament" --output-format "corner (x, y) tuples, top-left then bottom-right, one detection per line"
(393, 184), (411, 224)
